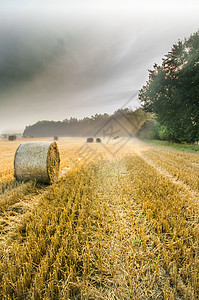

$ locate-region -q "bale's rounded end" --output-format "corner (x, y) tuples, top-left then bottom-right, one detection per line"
(47, 142), (60, 184)
(14, 141), (60, 184)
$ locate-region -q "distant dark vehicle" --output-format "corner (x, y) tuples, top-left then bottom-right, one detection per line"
(87, 137), (94, 143)
(8, 135), (16, 141)
(113, 136), (119, 139)
(54, 136), (59, 141)
(96, 138), (101, 143)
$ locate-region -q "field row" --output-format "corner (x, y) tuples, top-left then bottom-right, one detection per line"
(136, 143), (199, 192)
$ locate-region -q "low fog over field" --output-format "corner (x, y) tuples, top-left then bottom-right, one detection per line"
(0, 0), (199, 132)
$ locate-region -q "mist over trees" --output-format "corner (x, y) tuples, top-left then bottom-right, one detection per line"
(139, 31), (199, 143)
(23, 108), (150, 138)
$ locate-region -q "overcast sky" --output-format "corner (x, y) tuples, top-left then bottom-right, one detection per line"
(0, 0), (199, 133)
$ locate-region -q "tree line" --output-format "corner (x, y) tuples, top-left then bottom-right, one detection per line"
(23, 108), (150, 138)
(139, 31), (199, 143)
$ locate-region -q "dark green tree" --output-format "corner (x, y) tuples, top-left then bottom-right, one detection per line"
(139, 31), (199, 143)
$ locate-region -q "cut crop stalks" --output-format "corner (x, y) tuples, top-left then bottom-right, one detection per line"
(0, 138), (198, 299)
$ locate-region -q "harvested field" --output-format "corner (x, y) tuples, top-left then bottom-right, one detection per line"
(0, 137), (198, 299)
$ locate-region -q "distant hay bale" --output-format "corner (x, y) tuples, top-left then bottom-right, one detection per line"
(113, 136), (119, 139)
(96, 138), (101, 143)
(54, 136), (59, 141)
(14, 141), (60, 184)
(87, 137), (94, 143)
(8, 135), (16, 141)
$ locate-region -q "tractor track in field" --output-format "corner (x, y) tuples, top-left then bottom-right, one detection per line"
(132, 145), (199, 205)
(91, 158), (185, 299)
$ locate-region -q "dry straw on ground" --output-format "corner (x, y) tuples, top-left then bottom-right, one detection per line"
(14, 141), (60, 184)
(0, 138), (198, 299)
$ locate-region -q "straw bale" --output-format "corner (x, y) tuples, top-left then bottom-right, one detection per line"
(8, 135), (16, 141)
(87, 138), (94, 143)
(14, 141), (60, 184)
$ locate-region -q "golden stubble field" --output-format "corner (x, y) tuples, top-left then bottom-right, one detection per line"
(0, 137), (199, 299)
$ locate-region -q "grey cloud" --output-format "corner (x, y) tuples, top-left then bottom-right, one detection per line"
(0, 1), (199, 132)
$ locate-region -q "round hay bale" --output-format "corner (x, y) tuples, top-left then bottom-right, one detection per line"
(87, 137), (94, 143)
(8, 135), (16, 141)
(96, 138), (101, 143)
(14, 141), (60, 184)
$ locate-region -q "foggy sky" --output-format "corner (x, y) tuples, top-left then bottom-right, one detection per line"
(0, 0), (199, 133)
